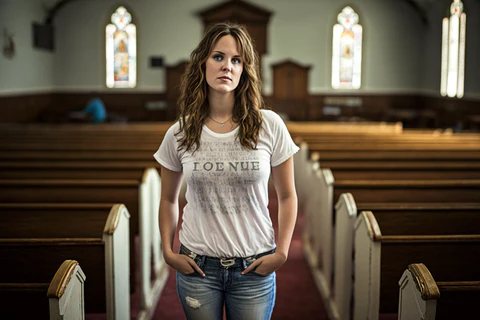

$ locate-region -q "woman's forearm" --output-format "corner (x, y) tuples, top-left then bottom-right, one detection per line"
(275, 194), (298, 259)
(159, 198), (180, 259)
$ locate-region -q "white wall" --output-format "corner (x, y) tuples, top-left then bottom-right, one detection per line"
(52, 0), (216, 92)
(52, 0), (425, 94)
(261, 0), (425, 95)
(1, 0), (478, 98)
(0, 0), (55, 95)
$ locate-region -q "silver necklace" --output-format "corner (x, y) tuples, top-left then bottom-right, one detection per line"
(208, 115), (232, 126)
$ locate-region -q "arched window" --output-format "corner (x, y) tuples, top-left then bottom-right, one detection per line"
(441, 0), (466, 98)
(106, 6), (137, 88)
(332, 6), (362, 89)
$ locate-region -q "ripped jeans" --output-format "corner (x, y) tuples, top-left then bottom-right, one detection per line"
(176, 244), (276, 320)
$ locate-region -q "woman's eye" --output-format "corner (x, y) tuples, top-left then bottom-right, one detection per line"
(213, 55), (223, 61)
(232, 58), (241, 64)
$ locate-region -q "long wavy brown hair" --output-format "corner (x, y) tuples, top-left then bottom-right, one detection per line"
(175, 22), (265, 152)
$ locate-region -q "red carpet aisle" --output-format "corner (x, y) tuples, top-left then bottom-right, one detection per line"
(152, 195), (328, 319)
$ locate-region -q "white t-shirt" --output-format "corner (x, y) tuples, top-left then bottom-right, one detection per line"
(154, 109), (299, 258)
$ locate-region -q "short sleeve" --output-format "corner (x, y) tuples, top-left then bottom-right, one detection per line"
(153, 123), (183, 172)
(267, 111), (300, 167)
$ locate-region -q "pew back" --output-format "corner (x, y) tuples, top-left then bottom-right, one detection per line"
(333, 179), (480, 203)
(1, 260), (88, 320)
(398, 263), (480, 320)
(0, 204), (131, 318)
(354, 211), (480, 318)
(0, 239), (107, 312)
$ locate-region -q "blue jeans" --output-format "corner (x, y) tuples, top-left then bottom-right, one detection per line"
(176, 244), (276, 320)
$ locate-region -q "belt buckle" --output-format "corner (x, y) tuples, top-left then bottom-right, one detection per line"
(220, 258), (236, 268)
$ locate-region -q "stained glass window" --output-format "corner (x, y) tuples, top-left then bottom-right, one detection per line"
(106, 6), (137, 88)
(332, 6), (362, 89)
(441, 0), (466, 98)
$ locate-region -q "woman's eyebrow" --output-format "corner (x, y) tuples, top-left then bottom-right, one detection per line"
(213, 50), (240, 58)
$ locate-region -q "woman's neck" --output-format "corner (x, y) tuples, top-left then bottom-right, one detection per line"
(208, 91), (235, 117)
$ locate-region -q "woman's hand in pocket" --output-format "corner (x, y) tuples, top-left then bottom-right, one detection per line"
(241, 253), (286, 276)
(165, 252), (205, 276)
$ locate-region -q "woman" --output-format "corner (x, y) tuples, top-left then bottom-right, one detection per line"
(154, 22), (299, 320)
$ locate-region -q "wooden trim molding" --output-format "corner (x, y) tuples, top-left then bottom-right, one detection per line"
(362, 211), (382, 241)
(408, 263), (441, 300)
(47, 260), (80, 298)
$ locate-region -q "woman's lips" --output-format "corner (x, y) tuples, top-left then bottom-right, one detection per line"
(218, 76), (232, 81)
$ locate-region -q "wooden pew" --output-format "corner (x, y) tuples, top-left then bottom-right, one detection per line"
(0, 260), (86, 320)
(286, 121), (403, 134)
(333, 198), (480, 320)
(2, 137), (479, 151)
(293, 132), (480, 144)
(398, 263), (480, 320)
(16, 131), (478, 149)
(0, 161), (163, 271)
(0, 204), (130, 319)
(4, 147), (480, 163)
(0, 120), (399, 137)
(0, 177), (167, 317)
(0, 160), (155, 179)
(0, 149), (156, 161)
(311, 149), (480, 161)
(322, 161), (480, 180)
(332, 179), (480, 203)
(293, 141), (310, 212)
(0, 122), (173, 134)
(0, 161), (166, 310)
(298, 153), (480, 273)
(354, 211), (480, 320)
(303, 168), (480, 316)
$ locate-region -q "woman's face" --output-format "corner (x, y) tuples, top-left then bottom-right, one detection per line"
(205, 35), (243, 96)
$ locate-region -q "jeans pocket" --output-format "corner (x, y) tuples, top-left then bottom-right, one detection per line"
(179, 246), (204, 274)
(178, 269), (202, 277)
(251, 268), (275, 277)
(244, 250), (275, 277)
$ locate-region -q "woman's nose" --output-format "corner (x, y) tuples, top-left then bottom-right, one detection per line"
(222, 60), (232, 71)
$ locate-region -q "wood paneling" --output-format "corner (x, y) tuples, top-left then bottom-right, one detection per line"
(1, 92), (478, 125)
(0, 92), (168, 123)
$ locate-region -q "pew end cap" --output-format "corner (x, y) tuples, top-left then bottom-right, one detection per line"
(357, 211), (382, 241)
(407, 263), (440, 300)
(47, 260), (86, 299)
(104, 203), (131, 235)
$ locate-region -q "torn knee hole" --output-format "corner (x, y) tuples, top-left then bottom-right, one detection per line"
(185, 296), (201, 309)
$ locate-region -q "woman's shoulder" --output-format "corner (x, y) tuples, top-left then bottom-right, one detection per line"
(164, 120), (183, 138)
(260, 109), (286, 126)
(260, 109), (279, 120)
